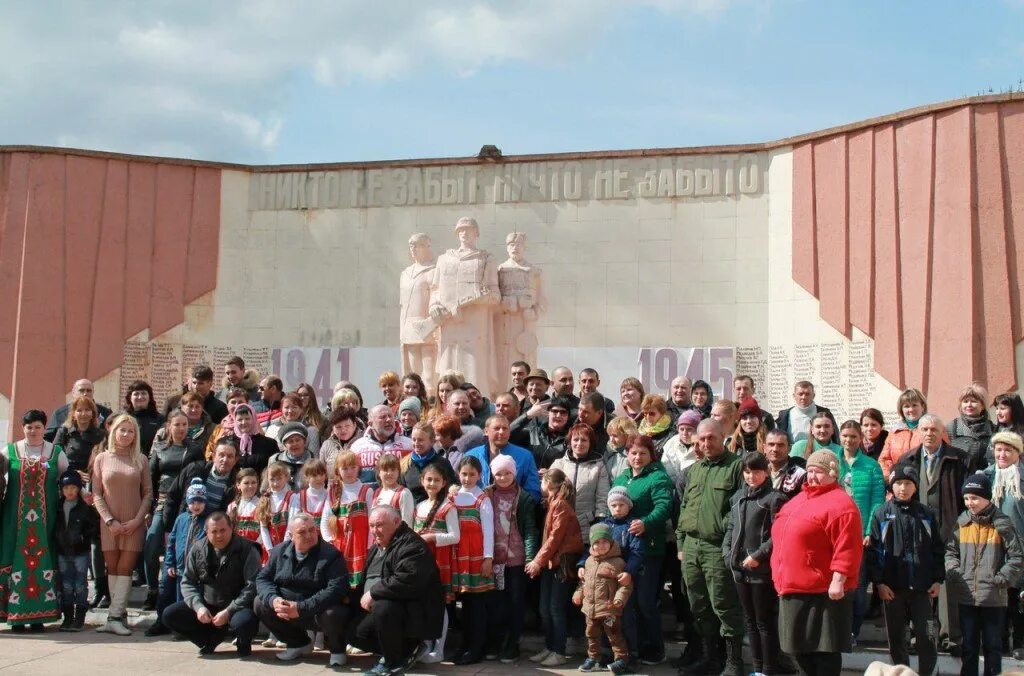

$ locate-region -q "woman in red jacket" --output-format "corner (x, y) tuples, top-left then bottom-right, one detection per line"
(770, 450), (863, 676)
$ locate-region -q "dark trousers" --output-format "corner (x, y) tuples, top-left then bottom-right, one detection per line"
(663, 540), (688, 622)
(143, 511), (164, 589)
(348, 600), (422, 669)
(882, 588), (936, 676)
(793, 651), (842, 676)
(254, 598), (349, 652)
(1007, 587), (1024, 649)
(959, 604), (1003, 676)
(490, 565), (526, 648)
(632, 554), (665, 660)
(851, 561), (870, 638)
(163, 600), (259, 649)
(458, 592), (490, 658)
(539, 569), (572, 654)
(736, 580), (782, 671)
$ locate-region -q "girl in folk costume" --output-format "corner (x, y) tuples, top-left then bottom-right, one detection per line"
(414, 462), (461, 664)
(227, 469), (262, 559)
(320, 451), (374, 590)
(372, 453), (415, 527)
(451, 455), (495, 666)
(256, 463), (293, 555)
(288, 459), (329, 523)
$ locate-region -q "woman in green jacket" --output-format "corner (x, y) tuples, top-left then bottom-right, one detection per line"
(610, 435), (674, 664)
(838, 420), (885, 642)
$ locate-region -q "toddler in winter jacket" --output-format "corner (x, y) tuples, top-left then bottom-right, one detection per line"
(573, 523), (632, 675)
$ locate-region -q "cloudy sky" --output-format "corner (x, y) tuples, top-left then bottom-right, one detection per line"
(1, 1), (1021, 164)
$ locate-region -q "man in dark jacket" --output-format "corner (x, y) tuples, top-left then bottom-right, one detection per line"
(348, 505), (444, 676)
(577, 392), (610, 452)
(894, 413), (969, 654)
(162, 512), (261, 656)
(255, 514), (350, 665)
(44, 378), (112, 442)
(510, 395), (572, 469)
(865, 465), (944, 676)
(774, 381), (838, 444)
(163, 439), (240, 532)
(763, 430), (807, 500)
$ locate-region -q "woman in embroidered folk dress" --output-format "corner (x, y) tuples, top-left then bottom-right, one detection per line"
(0, 410), (67, 631)
(414, 462), (461, 664)
(91, 414), (153, 636)
(320, 451), (373, 591)
(451, 455), (495, 666)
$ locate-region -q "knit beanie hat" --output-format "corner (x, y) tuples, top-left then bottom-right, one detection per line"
(59, 470), (83, 489)
(607, 486), (633, 509)
(490, 454), (517, 477)
(962, 472), (992, 501)
(806, 449), (839, 477)
(185, 477), (208, 504)
(676, 410), (701, 429)
(278, 421), (308, 443)
(737, 397), (762, 420)
(991, 431), (1024, 455)
(398, 397), (422, 417)
(889, 464), (919, 490)
(589, 523), (613, 545)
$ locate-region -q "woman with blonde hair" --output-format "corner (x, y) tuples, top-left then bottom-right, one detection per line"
(947, 382), (994, 471)
(427, 373), (465, 422)
(617, 377), (645, 422)
(91, 414), (153, 636)
(637, 394), (674, 453)
(878, 388), (949, 478)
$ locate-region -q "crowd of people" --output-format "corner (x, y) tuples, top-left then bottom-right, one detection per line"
(2, 357), (1024, 676)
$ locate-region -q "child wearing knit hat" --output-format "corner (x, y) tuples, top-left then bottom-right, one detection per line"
(946, 471), (1024, 676)
(573, 524), (633, 674)
(149, 478), (208, 636)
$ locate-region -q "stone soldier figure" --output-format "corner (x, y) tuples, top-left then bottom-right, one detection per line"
(496, 232), (545, 378)
(429, 217), (500, 396)
(399, 233), (438, 390)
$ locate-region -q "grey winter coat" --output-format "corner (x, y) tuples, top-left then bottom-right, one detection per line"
(945, 503), (1024, 607)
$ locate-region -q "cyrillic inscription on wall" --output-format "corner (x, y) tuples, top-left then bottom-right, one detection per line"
(248, 155), (768, 210)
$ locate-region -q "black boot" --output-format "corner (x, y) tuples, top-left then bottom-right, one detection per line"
(681, 637), (724, 675)
(142, 590), (158, 611)
(72, 605), (88, 631)
(59, 605), (74, 632)
(672, 635), (704, 668)
(720, 637), (744, 676)
(90, 577), (110, 609)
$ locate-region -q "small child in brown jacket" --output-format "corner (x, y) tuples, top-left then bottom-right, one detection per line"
(573, 523), (633, 674)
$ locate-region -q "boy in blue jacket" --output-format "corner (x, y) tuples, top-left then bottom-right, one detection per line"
(147, 478), (208, 636)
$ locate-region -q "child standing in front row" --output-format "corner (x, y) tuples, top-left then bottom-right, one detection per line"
(525, 467), (584, 668)
(866, 465), (944, 676)
(373, 453), (415, 527)
(289, 459), (329, 523)
(451, 456), (495, 666)
(257, 462), (293, 555)
(320, 451), (374, 591)
(55, 470), (98, 632)
(228, 468), (263, 559)
(946, 472), (1024, 676)
(415, 462), (461, 664)
(574, 523), (633, 675)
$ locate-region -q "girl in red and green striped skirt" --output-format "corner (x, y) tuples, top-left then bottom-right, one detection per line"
(320, 451), (373, 590)
(414, 457), (461, 664)
(451, 455), (494, 666)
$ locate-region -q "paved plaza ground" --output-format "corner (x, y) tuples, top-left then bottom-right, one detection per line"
(0, 601), (972, 675)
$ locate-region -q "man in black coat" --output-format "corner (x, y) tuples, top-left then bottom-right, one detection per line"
(255, 514), (350, 665)
(162, 512), (261, 656)
(348, 505), (444, 675)
(774, 380), (838, 444)
(162, 439), (240, 532)
(44, 378), (112, 442)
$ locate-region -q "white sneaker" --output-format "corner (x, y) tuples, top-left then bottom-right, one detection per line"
(261, 636), (278, 648)
(276, 643), (314, 661)
(540, 653), (570, 667)
(101, 618), (131, 637)
(328, 653), (346, 666)
(313, 631), (325, 651)
(529, 648), (551, 663)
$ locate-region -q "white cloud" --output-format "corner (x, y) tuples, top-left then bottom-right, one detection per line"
(0, 0), (736, 161)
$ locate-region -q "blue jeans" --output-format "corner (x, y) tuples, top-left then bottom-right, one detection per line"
(631, 554), (664, 660)
(539, 568), (572, 654)
(959, 604), (1004, 676)
(58, 553), (90, 605)
(143, 510), (165, 589)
